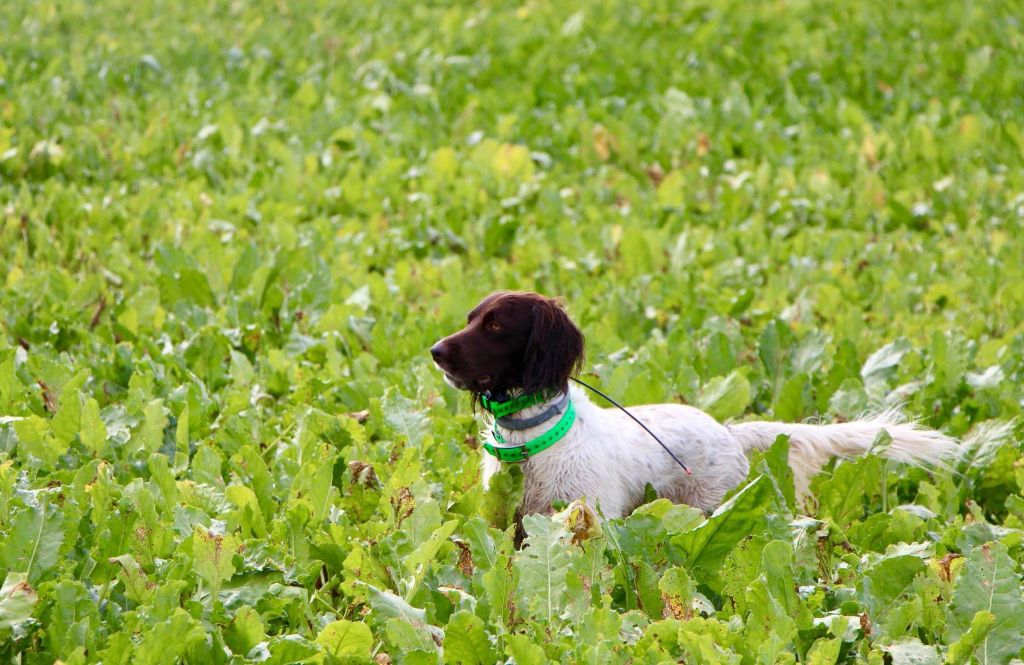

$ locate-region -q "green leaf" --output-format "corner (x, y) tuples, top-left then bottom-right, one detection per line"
(946, 541), (1024, 664)
(13, 416), (65, 467)
(861, 339), (912, 389)
(136, 399), (168, 453)
(505, 634), (547, 665)
(859, 545), (928, 618)
(671, 475), (771, 578)
(697, 371), (752, 421)
(382, 391), (430, 447)
(759, 319), (793, 388)
(405, 519), (458, 572)
(658, 566), (695, 619)
(108, 554), (154, 605)
(133, 608), (207, 665)
(881, 639), (941, 665)
(482, 548), (519, 629)
(516, 514), (571, 622)
(192, 526), (240, 595)
(945, 611), (996, 665)
(225, 606), (266, 657)
(0, 573), (37, 642)
(805, 637), (841, 665)
(316, 619), (374, 660)
(481, 464), (524, 531)
(774, 373), (810, 422)
(79, 396), (108, 454)
(442, 611), (498, 665)
(258, 634), (322, 665)
(363, 583), (443, 651)
(0, 500), (65, 584)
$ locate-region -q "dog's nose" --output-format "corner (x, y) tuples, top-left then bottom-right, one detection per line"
(430, 342), (448, 362)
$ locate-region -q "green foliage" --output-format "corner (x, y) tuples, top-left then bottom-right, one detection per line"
(1, 0), (1023, 661)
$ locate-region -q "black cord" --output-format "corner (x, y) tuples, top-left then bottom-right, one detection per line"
(570, 377), (692, 475)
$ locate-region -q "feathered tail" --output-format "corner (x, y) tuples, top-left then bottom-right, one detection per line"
(729, 410), (958, 494)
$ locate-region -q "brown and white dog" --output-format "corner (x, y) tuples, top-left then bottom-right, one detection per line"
(431, 291), (957, 518)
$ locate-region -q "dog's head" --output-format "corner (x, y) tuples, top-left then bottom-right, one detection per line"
(430, 291), (585, 396)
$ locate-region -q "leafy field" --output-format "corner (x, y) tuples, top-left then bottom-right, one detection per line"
(2, 0), (1024, 662)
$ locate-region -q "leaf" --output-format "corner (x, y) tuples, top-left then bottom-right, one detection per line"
(363, 583), (443, 651)
(516, 514), (571, 622)
(861, 339), (912, 388)
(192, 526), (240, 595)
(108, 554), (154, 605)
(253, 634), (321, 665)
(0, 500), (65, 584)
(442, 611), (497, 665)
(133, 608), (207, 665)
(505, 634), (547, 665)
(759, 319), (793, 387)
(859, 546), (928, 618)
(0, 573), (37, 641)
(405, 519), (458, 572)
(316, 619), (374, 660)
(481, 464), (524, 531)
(78, 393), (108, 450)
(946, 542), (1024, 664)
(382, 391), (430, 447)
(774, 373), (810, 422)
(815, 455), (883, 526)
(881, 639), (941, 665)
(13, 416), (66, 467)
(225, 606), (266, 657)
(753, 435), (796, 513)
(697, 371), (752, 421)
(658, 566), (696, 619)
(136, 399), (168, 453)
(482, 549), (519, 629)
(945, 611), (996, 665)
(671, 475), (771, 578)
(806, 637), (841, 665)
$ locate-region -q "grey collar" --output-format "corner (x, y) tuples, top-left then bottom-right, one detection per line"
(496, 391), (569, 430)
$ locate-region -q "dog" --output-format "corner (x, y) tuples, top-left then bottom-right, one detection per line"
(431, 291), (957, 519)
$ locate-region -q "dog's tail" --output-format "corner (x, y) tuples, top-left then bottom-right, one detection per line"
(729, 410), (958, 494)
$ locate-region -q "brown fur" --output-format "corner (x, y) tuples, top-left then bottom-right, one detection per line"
(431, 292), (585, 396)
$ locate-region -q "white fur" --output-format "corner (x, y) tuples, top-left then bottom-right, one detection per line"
(481, 387), (958, 518)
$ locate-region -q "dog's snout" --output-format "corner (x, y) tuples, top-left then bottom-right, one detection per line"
(430, 341), (449, 363)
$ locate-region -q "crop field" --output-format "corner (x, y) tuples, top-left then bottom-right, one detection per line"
(2, 0), (1024, 662)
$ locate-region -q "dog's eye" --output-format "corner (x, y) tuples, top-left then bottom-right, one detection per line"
(486, 321), (501, 332)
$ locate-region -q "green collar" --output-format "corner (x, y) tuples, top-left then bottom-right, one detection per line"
(479, 390), (553, 418)
(483, 398), (576, 463)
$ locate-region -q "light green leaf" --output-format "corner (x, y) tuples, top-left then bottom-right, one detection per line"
(316, 619), (374, 660)
(0, 500), (64, 584)
(861, 339), (911, 388)
(225, 606), (265, 657)
(80, 396), (107, 454)
(946, 541), (1024, 664)
(945, 611), (996, 665)
(192, 527), (240, 594)
(671, 475), (771, 578)
(881, 639), (941, 665)
(697, 371), (751, 421)
(505, 634), (547, 665)
(382, 391), (430, 447)
(405, 519), (458, 572)
(516, 514), (571, 622)
(0, 573), (37, 641)
(442, 611), (497, 665)
(136, 399), (168, 453)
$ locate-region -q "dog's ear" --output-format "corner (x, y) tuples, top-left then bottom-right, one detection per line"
(521, 297), (584, 393)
